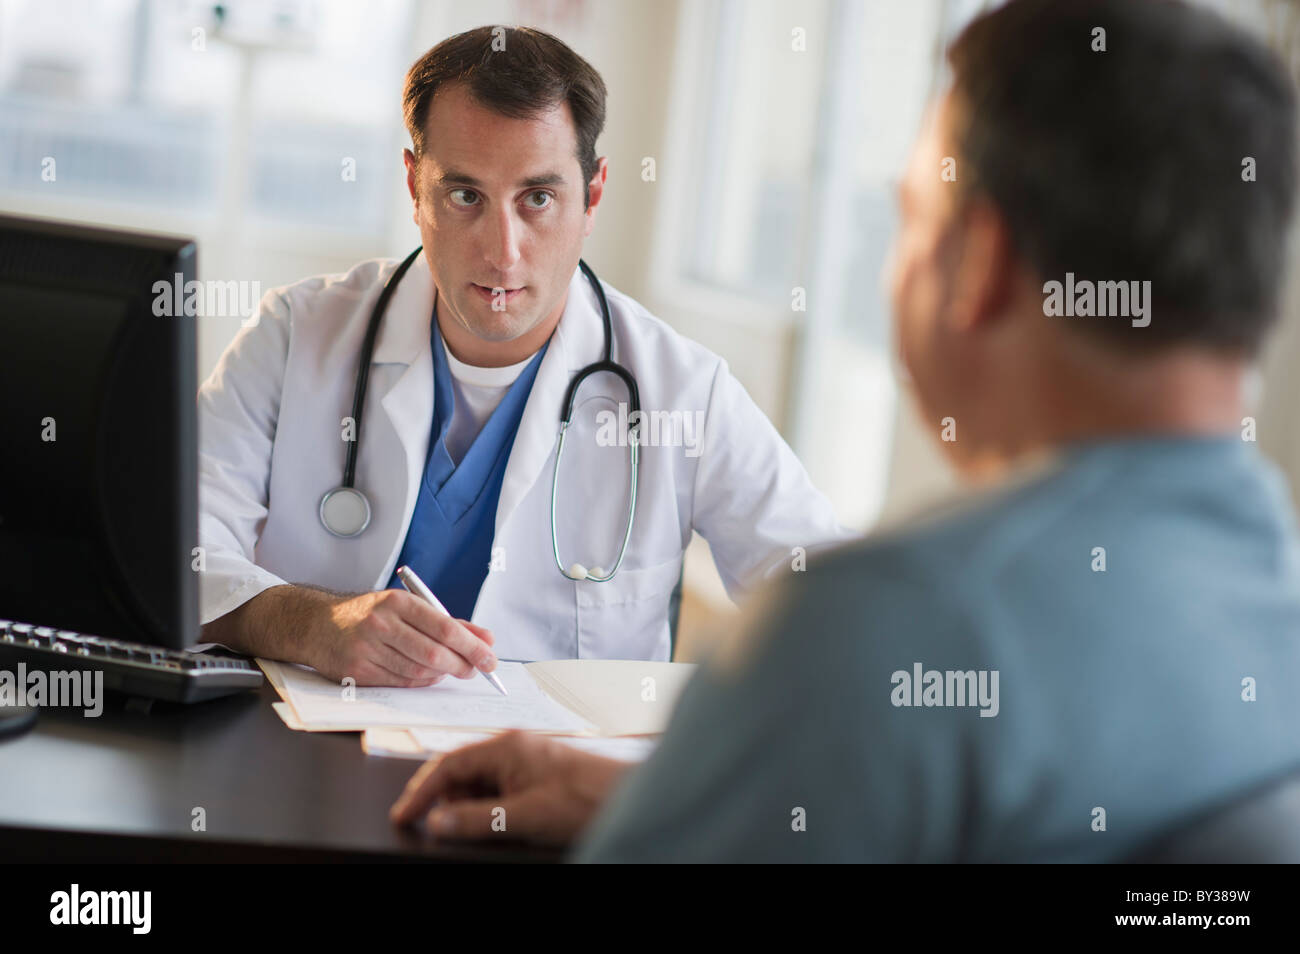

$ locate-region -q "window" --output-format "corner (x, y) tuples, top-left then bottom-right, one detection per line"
(0, 0), (412, 236)
(682, 0), (832, 301)
(658, 0), (979, 528)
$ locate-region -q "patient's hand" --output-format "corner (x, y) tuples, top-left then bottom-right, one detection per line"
(389, 731), (631, 846)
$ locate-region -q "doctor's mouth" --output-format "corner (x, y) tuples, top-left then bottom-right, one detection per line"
(471, 283), (527, 307)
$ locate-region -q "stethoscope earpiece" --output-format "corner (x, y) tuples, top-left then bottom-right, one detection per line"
(564, 563), (609, 582)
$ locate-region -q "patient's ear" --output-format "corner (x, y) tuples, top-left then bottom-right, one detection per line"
(948, 197), (1016, 334)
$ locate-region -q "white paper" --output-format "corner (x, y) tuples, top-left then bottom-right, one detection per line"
(277, 660), (597, 734)
(402, 727), (659, 762)
(526, 660), (698, 736)
(551, 734), (659, 762)
(362, 727), (431, 758)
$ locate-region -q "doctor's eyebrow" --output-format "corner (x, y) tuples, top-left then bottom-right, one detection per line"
(436, 170), (567, 190)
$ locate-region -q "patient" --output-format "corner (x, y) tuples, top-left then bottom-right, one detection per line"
(391, 0), (1300, 861)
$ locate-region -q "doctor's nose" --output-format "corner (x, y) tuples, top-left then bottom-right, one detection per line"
(482, 208), (522, 273)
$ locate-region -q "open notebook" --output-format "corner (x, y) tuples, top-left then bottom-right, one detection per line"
(261, 657), (697, 738)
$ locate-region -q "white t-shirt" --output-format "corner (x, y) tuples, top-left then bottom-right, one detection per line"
(441, 343), (540, 465)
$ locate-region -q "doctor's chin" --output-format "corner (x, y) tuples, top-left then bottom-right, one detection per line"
(2, 0), (1300, 930)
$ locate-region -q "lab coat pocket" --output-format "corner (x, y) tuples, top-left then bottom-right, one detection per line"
(575, 556), (682, 661)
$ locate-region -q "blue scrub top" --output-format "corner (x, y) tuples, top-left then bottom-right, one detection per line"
(386, 317), (547, 619)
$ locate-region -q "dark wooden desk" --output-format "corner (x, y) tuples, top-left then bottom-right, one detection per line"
(0, 681), (562, 863)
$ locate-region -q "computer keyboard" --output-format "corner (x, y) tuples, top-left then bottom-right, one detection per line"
(0, 619), (264, 704)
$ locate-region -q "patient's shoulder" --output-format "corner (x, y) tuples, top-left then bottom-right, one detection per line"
(708, 445), (1161, 675)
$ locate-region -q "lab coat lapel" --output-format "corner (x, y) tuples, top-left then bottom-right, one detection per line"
(494, 265), (605, 537)
(371, 252), (436, 585)
(371, 252), (434, 366)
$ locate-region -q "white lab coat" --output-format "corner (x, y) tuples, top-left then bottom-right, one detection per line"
(197, 253), (850, 661)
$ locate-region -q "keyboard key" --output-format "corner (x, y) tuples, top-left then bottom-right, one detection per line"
(0, 619), (263, 702)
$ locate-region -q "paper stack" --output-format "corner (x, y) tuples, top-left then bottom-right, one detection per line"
(260, 657), (697, 763)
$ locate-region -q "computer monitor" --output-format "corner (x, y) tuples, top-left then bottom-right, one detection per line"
(0, 214), (198, 650)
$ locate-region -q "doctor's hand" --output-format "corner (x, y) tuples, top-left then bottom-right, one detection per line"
(310, 588), (498, 688)
(389, 731), (630, 846)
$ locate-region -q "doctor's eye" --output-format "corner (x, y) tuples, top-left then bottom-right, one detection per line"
(523, 191), (554, 210)
(449, 189), (480, 207)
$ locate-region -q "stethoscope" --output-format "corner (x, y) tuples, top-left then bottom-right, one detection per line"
(318, 246), (641, 584)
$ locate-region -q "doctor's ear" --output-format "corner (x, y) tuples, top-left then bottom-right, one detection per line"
(583, 157), (608, 234)
(403, 148), (421, 213)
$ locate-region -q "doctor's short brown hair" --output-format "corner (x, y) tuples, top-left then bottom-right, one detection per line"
(403, 26), (608, 208)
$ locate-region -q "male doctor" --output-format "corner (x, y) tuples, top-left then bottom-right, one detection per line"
(198, 26), (847, 686)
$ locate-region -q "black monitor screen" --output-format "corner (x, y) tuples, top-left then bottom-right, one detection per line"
(0, 215), (198, 649)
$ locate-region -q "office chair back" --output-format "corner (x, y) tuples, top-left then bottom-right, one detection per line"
(667, 560), (684, 659)
(1125, 766), (1300, 862)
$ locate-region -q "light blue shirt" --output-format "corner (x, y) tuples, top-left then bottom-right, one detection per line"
(576, 436), (1300, 862)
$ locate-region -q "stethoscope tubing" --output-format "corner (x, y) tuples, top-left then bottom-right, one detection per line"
(322, 248), (642, 583)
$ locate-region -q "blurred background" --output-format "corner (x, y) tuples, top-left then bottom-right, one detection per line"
(3, 0), (1300, 657)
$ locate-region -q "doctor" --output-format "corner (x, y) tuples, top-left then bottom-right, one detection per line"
(198, 26), (848, 686)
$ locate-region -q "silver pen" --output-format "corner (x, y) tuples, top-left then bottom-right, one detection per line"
(396, 565), (508, 696)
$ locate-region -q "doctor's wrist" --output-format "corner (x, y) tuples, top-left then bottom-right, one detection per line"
(208, 583), (339, 668)
(267, 583), (355, 669)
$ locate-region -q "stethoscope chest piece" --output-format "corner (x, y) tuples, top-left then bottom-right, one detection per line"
(320, 485), (372, 538)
